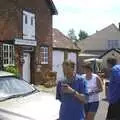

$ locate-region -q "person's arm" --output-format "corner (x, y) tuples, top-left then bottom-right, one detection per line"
(110, 68), (120, 84)
(56, 82), (62, 102)
(62, 84), (86, 103)
(96, 76), (103, 93)
(74, 78), (88, 103)
(89, 76), (103, 95)
(90, 76), (103, 96)
(73, 90), (86, 103)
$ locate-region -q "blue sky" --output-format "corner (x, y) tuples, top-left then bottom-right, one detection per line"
(53, 0), (120, 36)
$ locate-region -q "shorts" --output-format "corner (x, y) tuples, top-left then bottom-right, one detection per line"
(106, 100), (120, 120)
(85, 101), (99, 113)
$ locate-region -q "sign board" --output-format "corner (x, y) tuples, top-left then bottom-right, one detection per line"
(15, 38), (37, 46)
(22, 46), (34, 52)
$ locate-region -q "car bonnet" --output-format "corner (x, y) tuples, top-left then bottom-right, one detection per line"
(0, 92), (60, 120)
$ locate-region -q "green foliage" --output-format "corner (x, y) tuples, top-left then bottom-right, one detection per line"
(78, 30), (88, 40)
(67, 29), (88, 42)
(67, 28), (77, 41)
(4, 65), (20, 78)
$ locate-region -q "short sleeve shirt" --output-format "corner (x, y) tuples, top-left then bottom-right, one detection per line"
(108, 65), (120, 104)
(56, 75), (88, 120)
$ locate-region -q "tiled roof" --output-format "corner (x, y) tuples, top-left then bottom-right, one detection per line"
(53, 28), (80, 51)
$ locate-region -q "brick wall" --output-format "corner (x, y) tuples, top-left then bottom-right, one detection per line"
(0, 0), (54, 84)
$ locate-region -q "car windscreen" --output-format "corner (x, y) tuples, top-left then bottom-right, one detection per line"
(0, 77), (36, 101)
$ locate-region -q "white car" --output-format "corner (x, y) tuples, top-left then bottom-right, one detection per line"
(0, 71), (60, 120)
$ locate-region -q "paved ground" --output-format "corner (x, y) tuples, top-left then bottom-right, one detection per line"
(95, 91), (108, 120)
(95, 100), (108, 120)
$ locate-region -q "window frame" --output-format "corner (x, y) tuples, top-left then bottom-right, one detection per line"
(40, 46), (49, 64)
(3, 44), (15, 66)
(107, 40), (119, 49)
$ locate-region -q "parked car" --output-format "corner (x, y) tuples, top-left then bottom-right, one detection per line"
(0, 71), (60, 120)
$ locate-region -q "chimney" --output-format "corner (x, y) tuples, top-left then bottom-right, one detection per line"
(119, 23), (120, 31)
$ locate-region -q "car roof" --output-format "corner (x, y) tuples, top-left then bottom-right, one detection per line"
(84, 58), (103, 62)
(0, 71), (14, 77)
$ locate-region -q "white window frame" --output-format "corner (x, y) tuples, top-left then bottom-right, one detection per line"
(107, 40), (119, 49)
(40, 46), (48, 64)
(23, 10), (35, 40)
(3, 44), (15, 66)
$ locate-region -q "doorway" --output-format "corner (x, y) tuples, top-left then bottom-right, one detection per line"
(23, 52), (31, 83)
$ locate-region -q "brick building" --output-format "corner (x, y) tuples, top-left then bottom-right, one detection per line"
(0, 0), (57, 84)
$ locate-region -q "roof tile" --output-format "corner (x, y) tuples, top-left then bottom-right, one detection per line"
(53, 28), (80, 51)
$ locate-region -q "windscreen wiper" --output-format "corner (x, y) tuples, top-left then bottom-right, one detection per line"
(0, 89), (38, 102)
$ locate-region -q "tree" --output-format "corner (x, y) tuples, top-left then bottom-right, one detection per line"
(67, 29), (77, 42)
(78, 30), (88, 40)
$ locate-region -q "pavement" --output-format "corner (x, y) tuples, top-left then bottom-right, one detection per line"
(95, 80), (109, 120)
(37, 84), (109, 120)
(95, 89), (109, 120)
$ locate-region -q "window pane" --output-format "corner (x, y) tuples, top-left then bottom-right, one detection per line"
(10, 52), (12, 57)
(9, 60), (12, 64)
(40, 46), (48, 64)
(107, 40), (120, 49)
(4, 45), (8, 51)
(3, 45), (14, 65)
(31, 17), (34, 25)
(108, 40), (113, 49)
(4, 52), (8, 58)
(45, 48), (48, 52)
(9, 46), (13, 52)
(114, 40), (119, 48)
(4, 59), (8, 64)
(45, 52), (48, 57)
(25, 15), (27, 24)
(45, 58), (48, 63)
(40, 53), (44, 58)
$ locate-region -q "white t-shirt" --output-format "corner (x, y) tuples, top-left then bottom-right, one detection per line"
(82, 73), (100, 103)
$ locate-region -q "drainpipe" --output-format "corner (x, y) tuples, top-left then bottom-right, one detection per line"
(119, 23), (120, 31)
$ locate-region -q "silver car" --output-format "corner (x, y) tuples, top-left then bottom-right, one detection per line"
(0, 71), (60, 120)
